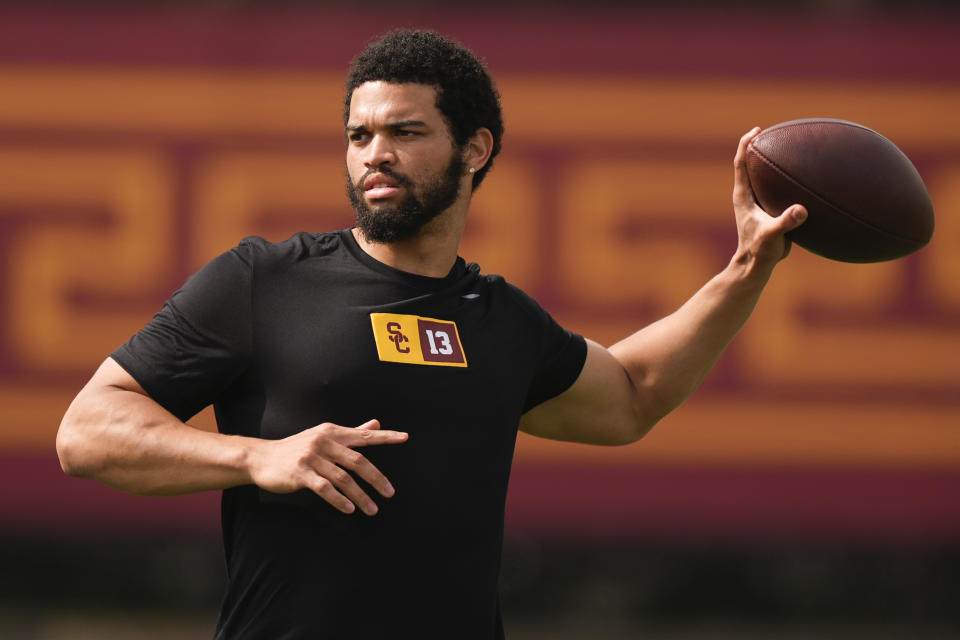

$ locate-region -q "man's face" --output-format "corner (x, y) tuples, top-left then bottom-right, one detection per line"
(345, 81), (465, 243)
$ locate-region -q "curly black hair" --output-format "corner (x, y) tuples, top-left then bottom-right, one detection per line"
(344, 29), (504, 189)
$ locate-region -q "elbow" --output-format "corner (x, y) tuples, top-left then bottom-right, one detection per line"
(632, 417), (659, 444)
(595, 413), (658, 447)
(56, 416), (96, 478)
(56, 423), (82, 477)
(616, 416), (658, 446)
(618, 391), (672, 445)
(633, 371), (706, 444)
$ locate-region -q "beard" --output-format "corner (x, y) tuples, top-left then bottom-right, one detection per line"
(347, 149), (465, 244)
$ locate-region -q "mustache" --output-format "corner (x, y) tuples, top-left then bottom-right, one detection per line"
(356, 166), (412, 190)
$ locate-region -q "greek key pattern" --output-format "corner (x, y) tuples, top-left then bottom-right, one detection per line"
(0, 68), (957, 467)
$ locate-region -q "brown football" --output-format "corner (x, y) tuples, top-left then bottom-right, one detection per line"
(746, 118), (934, 262)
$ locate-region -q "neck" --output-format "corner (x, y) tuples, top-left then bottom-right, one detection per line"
(352, 206), (468, 278)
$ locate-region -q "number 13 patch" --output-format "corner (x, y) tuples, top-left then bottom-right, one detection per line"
(370, 313), (468, 368)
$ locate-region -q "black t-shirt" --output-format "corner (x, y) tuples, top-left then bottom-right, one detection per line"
(112, 229), (587, 639)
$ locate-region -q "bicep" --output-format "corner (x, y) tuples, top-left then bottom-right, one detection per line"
(88, 357), (149, 395)
(65, 357), (159, 428)
(58, 357), (176, 475)
(519, 339), (650, 445)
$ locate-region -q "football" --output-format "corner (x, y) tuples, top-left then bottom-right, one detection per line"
(745, 118), (935, 262)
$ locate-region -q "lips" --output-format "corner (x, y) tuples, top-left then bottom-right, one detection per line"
(363, 173), (401, 200)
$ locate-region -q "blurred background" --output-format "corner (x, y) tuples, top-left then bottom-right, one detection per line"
(1, 1), (958, 638)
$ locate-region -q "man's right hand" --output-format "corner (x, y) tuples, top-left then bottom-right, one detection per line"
(246, 420), (407, 516)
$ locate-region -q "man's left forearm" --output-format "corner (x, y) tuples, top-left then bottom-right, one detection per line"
(607, 252), (777, 425)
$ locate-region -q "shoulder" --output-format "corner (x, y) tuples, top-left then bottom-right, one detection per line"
(479, 274), (550, 323)
(223, 231), (344, 272)
(232, 230), (344, 268)
(178, 231), (348, 297)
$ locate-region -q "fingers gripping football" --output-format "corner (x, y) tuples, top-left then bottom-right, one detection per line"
(734, 127), (807, 265)
(247, 419), (407, 516)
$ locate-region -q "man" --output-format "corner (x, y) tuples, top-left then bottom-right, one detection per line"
(56, 29), (806, 639)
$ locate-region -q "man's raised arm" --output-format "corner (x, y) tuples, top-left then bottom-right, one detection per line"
(520, 127), (808, 445)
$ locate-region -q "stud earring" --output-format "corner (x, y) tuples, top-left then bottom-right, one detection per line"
(468, 167), (476, 174)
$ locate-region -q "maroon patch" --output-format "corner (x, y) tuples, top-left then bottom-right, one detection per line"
(417, 319), (466, 364)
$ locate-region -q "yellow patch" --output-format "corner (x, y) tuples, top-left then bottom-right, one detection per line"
(370, 313), (468, 367)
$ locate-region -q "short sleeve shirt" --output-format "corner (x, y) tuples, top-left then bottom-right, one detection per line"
(112, 229), (587, 639)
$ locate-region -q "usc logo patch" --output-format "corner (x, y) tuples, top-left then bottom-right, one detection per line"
(370, 313), (468, 368)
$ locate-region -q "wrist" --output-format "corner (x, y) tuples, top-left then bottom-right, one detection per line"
(729, 246), (778, 286)
(226, 434), (263, 487)
(716, 250), (776, 306)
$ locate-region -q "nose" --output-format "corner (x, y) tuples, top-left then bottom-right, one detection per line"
(364, 133), (397, 169)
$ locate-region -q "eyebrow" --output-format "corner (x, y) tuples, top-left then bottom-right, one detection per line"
(345, 119), (429, 133)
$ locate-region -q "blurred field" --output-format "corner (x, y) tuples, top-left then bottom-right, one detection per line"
(1, 536), (957, 637)
(3, 617), (958, 640)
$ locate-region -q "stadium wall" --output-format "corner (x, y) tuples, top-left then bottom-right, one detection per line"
(0, 6), (958, 547)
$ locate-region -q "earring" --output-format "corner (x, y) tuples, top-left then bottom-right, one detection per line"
(468, 167), (476, 174)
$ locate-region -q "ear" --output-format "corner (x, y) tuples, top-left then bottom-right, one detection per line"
(462, 127), (494, 176)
